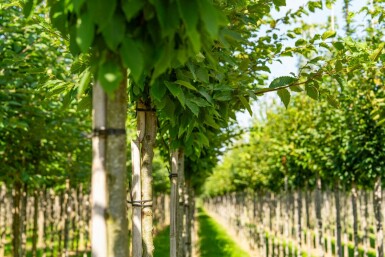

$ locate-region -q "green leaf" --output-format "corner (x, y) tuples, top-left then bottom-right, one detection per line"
(177, 0), (199, 32)
(150, 80), (167, 101)
(239, 95), (252, 116)
(73, 0), (86, 13)
(165, 81), (185, 108)
(204, 114), (220, 129)
(295, 39), (307, 47)
(23, 0), (36, 18)
(122, 0), (145, 21)
(152, 42), (172, 81)
(335, 60), (343, 72)
(174, 80), (198, 91)
(69, 25), (81, 56)
(370, 42), (385, 61)
(332, 41), (344, 51)
(87, 0), (116, 29)
(196, 67), (209, 83)
(326, 95), (340, 108)
(273, 0), (286, 7)
(277, 88), (290, 108)
(185, 99), (200, 117)
(197, 133), (210, 147)
(305, 85), (319, 100)
(97, 59), (123, 95)
(187, 28), (201, 53)
(322, 30), (336, 40)
(101, 14), (125, 51)
(269, 76), (296, 88)
(77, 68), (91, 98)
(199, 90), (213, 104)
(77, 94), (92, 111)
(152, 1), (179, 38)
(120, 37), (144, 82)
(197, 0), (220, 38)
(76, 13), (94, 53)
(290, 85), (303, 92)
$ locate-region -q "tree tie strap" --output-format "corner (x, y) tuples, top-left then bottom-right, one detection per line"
(92, 128), (126, 137)
(127, 199), (153, 208)
(168, 173), (178, 179)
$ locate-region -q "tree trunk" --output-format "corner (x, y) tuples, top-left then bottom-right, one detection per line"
(32, 190), (39, 257)
(20, 184), (27, 257)
(335, 181), (342, 257)
(0, 184), (6, 257)
(177, 150), (185, 257)
(131, 103), (145, 257)
(363, 190), (369, 257)
(63, 180), (70, 257)
(185, 180), (193, 257)
(315, 174), (324, 257)
(12, 180), (22, 257)
(351, 182), (359, 257)
(284, 178), (290, 257)
(91, 77), (129, 257)
(297, 190), (302, 257)
(374, 175), (383, 257)
(141, 101), (157, 257)
(170, 151), (179, 257)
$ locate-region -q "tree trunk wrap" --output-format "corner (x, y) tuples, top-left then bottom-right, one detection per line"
(132, 102), (145, 257)
(141, 102), (157, 257)
(374, 176), (383, 257)
(170, 151), (179, 257)
(91, 82), (108, 257)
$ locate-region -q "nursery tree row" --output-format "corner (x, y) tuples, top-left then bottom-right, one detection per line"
(2, 0), (385, 256)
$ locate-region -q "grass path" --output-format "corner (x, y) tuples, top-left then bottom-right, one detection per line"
(197, 207), (250, 257)
(154, 226), (170, 257)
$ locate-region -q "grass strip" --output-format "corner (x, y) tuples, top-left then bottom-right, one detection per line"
(154, 226), (170, 257)
(197, 207), (250, 257)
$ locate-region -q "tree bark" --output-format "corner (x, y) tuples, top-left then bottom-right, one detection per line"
(315, 174), (324, 257)
(170, 151), (179, 257)
(374, 175), (383, 257)
(32, 190), (39, 257)
(0, 184), (6, 257)
(177, 150), (185, 257)
(297, 190), (302, 257)
(12, 180), (22, 257)
(335, 181), (342, 257)
(185, 180), (193, 257)
(141, 101), (157, 257)
(91, 76), (129, 257)
(132, 103), (145, 257)
(351, 182), (359, 257)
(363, 190), (369, 257)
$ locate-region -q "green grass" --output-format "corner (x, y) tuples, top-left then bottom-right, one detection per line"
(197, 207), (250, 257)
(154, 226), (170, 257)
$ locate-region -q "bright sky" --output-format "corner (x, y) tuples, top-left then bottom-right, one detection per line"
(236, 0), (367, 127)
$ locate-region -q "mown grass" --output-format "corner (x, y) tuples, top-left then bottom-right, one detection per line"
(154, 226), (170, 257)
(197, 207), (250, 257)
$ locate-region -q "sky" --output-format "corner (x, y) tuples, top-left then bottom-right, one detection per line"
(236, 0), (367, 127)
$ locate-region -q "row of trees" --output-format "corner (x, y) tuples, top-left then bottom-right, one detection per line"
(2, 0), (384, 256)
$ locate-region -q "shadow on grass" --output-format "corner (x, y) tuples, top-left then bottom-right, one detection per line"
(197, 207), (249, 257)
(154, 226), (170, 257)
